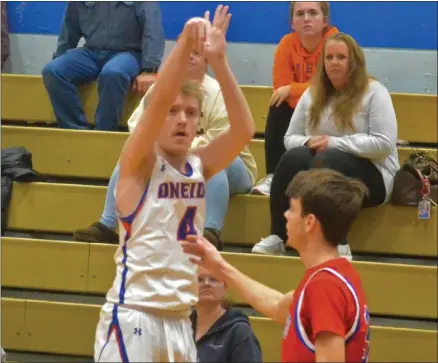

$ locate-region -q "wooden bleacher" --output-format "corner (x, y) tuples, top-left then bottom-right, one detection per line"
(2, 74), (437, 362)
(3, 297), (436, 362)
(2, 74), (438, 143)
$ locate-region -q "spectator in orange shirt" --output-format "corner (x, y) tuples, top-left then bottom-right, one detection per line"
(252, 2), (338, 195)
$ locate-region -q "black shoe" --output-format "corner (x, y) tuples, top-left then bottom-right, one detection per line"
(73, 222), (119, 244)
(203, 228), (224, 251)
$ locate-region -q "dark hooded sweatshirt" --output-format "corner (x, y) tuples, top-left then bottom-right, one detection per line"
(191, 308), (263, 363)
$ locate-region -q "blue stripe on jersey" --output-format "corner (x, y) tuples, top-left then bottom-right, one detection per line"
(294, 300), (315, 353)
(118, 183), (149, 225)
(344, 276), (361, 343)
(118, 184), (149, 305)
(110, 305), (129, 362)
(181, 162), (193, 177)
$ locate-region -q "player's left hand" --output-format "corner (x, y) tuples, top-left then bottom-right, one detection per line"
(310, 135), (330, 154)
(181, 234), (226, 279)
(203, 5), (231, 62)
(133, 72), (156, 93)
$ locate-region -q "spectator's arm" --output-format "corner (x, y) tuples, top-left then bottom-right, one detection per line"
(273, 36), (294, 89)
(136, 2), (165, 71)
(290, 81), (310, 98)
(284, 88), (312, 149)
(328, 84), (398, 160)
(273, 35), (309, 98)
(54, 3), (81, 58)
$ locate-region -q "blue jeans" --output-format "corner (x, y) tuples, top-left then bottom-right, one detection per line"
(100, 157), (253, 232)
(42, 48), (141, 130)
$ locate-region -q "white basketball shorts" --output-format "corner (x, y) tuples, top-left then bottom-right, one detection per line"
(94, 303), (197, 362)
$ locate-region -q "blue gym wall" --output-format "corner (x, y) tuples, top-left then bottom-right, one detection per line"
(3, 1), (438, 94)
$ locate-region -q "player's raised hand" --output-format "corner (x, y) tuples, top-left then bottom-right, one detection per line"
(203, 5), (231, 62)
(183, 16), (210, 54)
(181, 235), (226, 280)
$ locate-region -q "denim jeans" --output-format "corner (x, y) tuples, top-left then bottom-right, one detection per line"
(42, 47), (141, 130)
(100, 157), (253, 232)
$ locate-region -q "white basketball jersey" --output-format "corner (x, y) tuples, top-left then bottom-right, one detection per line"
(106, 154), (206, 313)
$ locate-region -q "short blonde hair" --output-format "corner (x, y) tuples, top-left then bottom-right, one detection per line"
(143, 80), (204, 112)
(180, 80), (204, 111)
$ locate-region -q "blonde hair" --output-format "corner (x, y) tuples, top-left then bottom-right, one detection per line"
(308, 33), (371, 133)
(289, 1), (330, 25)
(143, 80), (204, 112)
(180, 80), (204, 112)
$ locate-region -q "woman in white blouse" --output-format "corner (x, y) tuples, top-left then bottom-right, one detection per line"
(252, 32), (400, 260)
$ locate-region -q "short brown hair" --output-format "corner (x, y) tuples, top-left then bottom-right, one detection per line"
(286, 169), (369, 247)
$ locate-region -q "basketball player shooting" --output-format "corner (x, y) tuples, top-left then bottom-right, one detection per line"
(94, 5), (255, 363)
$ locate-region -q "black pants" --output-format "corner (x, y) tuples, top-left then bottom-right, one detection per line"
(270, 147), (387, 240)
(264, 103), (294, 175)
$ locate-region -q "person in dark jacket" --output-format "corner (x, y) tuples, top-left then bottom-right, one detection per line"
(191, 266), (263, 362)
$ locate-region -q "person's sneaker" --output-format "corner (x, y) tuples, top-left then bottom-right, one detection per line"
(251, 174), (273, 196)
(73, 222), (119, 244)
(251, 235), (285, 255)
(338, 244), (353, 261)
(203, 228), (224, 251)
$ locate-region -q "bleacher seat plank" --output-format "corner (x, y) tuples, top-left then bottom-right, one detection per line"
(2, 74), (437, 142)
(24, 299), (98, 356)
(2, 298), (436, 361)
(2, 126), (127, 179)
(391, 93), (438, 144)
(240, 86), (272, 133)
(2, 238), (436, 319)
(2, 238), (89, 292)
(1, 74), (142, 127)
(222, 195), (437, 257)
(2, 125), (436, 182)
(1, 298), (26, 351)
(7, 183), (437, 258)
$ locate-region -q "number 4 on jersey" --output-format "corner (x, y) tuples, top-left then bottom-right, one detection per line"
(177, 206), (197, 240)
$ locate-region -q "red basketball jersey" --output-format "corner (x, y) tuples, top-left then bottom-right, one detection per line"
(282, 258), (370, 362)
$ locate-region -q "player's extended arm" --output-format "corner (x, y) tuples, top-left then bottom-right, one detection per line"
(182, 235), (294, 324)
(118, 23), (197, 181)
(315, 332), (345, 362)
(195, 6), (255, 180)
(116, 18), (207, 216)
(220, 261), (294, 324)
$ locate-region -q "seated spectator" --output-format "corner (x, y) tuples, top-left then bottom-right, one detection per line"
(251, 32), (400, 260)
(252, 1), (338, 195)
(42, 1), (164, 131)
(191, 266), (263, 362)
(73, 50), (257, 249)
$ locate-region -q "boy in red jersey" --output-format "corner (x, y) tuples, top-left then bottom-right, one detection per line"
(181, 168), (371, 362)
